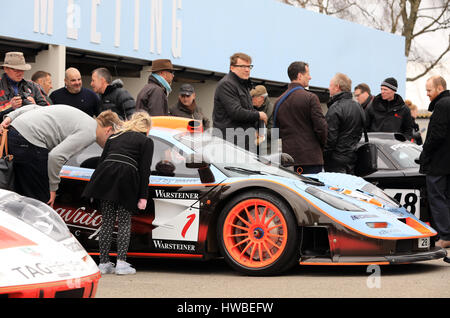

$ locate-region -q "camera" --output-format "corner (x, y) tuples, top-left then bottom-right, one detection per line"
(16, 92), (32, 105)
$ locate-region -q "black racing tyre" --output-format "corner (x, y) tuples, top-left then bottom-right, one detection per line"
(217, 190), (299, 276)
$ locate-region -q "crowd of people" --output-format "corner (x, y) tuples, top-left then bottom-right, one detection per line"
(1, 49), (449, 274)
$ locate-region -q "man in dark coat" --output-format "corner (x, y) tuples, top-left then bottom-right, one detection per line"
(50, 67), (101, 117)
(169, 84), (211, 129)
(136, 59), (175, 116)
(213, 52), (267, 152)
(324, 73), (364, 174)
(0, 52), (50, 118)
(365, 77), (413, 140)
(91, 68), (135, 120)
(419, 76), (450, 248)
(275, 61), (327, 174)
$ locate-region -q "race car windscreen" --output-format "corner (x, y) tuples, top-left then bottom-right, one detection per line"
(386, 143), (422, 169)
(175, 132), (320, 184)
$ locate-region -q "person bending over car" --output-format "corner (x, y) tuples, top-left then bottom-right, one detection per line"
(82, 112), (154, 275)
(0, 105), (121, 207)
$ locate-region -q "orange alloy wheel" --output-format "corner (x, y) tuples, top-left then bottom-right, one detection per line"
(223, 199), (289, 268)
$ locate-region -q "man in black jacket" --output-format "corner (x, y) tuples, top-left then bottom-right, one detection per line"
(365, 77), (413, 140)
(324, 73), (364, 174)
(419, 76), (450, 248)
(91, 68), (136, 120)
(213, 52), (267, 152)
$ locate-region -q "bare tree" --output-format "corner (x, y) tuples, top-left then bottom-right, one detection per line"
(279, 0), (450, 81)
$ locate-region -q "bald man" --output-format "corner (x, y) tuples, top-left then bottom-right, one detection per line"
(49, 67), (101, 117)
(419, 76), (450, 248)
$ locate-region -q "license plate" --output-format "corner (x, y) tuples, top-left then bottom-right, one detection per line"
(418, 237), (430, 249)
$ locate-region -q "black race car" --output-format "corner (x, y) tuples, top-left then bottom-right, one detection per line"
(362, 133), (430, 222)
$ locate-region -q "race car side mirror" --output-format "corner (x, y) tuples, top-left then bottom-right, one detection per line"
(185, 154), (209, 169)
(280, 153), (295, 167)
(185, 154), (215, 183)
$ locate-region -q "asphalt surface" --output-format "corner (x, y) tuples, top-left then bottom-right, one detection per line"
(95, 253), (450, 298)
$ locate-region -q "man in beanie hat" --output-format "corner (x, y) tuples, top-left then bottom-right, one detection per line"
(0, 52), (50, 118)
(169, 83), (211, 129)
(364, 77), (413, 140)
(136, 59), (176, 116)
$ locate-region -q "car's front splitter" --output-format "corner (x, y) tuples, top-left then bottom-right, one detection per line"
(299, 247), (447, 265)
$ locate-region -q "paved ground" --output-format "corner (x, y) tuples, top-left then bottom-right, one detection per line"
(95, 255), (450, 298)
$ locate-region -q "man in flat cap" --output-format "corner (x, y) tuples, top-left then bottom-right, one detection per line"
(136, 59), (176, 116)
(0, 52), (50, 118)
(364, 77), (413, 140)
(169, 83), (211, 129)
(251, 85), (274, 154)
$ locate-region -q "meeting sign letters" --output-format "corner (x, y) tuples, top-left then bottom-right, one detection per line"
(32, 0), (183, 58)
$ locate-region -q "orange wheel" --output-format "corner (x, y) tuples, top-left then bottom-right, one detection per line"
(218, 191), (298, 275)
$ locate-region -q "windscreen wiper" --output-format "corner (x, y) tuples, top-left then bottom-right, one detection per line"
(224, 166), (267, 175)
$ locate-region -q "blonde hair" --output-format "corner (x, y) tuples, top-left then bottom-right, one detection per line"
(116, 111), (152, 135)
(95, 110), (122, 130)
(405, 99), (417, 111)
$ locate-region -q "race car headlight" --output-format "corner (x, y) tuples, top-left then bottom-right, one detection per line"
(1, 195), (71, 242)
(305, 187), (366, 212)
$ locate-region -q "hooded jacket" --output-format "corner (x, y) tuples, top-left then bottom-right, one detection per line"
(100, 79), (135, 120)
(365, 93), (413, 140)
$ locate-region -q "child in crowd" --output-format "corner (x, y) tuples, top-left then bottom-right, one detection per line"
(83, 111), (154, 275)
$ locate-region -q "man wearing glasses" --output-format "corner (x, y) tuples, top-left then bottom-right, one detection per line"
(136, 59), (176, 116)
(213, 52), (267, 152)
(353, 83), (373, 110)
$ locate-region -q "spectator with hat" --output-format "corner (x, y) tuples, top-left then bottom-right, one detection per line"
(365, 77), (413, 140)
(250, 85), (274, 154)
(0, 51), (50, 118)
(169, 83), (211, 129)
(136, 59), (176, 116)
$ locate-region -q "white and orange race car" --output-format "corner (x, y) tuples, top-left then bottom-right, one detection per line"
(0, 189), (100, 298)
